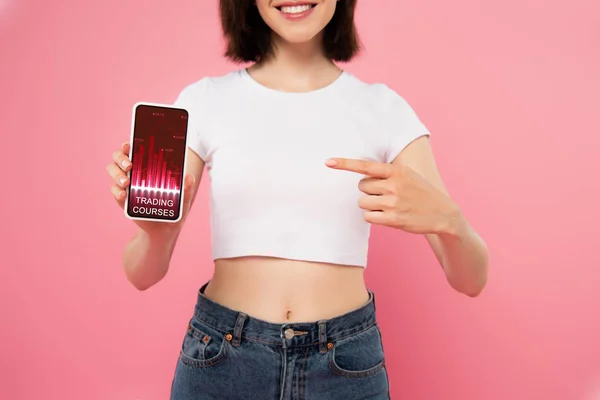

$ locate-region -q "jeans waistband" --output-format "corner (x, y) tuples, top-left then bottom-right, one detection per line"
(192, 281), (378, 350)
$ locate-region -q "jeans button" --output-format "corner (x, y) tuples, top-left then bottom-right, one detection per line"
(284, 328), (294, 340)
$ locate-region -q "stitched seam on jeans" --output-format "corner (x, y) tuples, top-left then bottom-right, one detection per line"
(193, 317), (229, 335)
(328, 356), (385, 379)
(193, 317), (377, 348)
(180, 342), (228, 369)
(330, 321), (377, 343)
(326, 323), (385, 378)
(188, 324), (210, 341)
(298, 346), (309, 400)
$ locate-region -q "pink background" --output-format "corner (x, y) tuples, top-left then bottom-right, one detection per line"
(1, 0), (599, 399)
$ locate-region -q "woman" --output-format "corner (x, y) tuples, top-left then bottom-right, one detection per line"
(106, 0), (489, 399)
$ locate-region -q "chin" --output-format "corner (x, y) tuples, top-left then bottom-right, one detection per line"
(277, 29), (320, 44)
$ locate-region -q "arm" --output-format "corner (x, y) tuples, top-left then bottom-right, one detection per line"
(122, 149), (205, 290)
(392, 136), (489, 297)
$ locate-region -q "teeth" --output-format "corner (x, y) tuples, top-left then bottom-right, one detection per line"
(280, 4), (312, 14)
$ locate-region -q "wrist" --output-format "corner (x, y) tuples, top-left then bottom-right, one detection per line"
(437, 201), (467, 238)
(140, 224), (181, 245)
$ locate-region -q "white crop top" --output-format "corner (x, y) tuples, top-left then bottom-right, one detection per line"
(174, 69), (430, 267)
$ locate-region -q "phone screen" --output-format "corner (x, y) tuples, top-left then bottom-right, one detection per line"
(126, 103), (189, 223)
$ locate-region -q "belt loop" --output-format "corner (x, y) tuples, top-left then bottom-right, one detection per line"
(318, 320), (328, 354)
(232, 312), (247, 347)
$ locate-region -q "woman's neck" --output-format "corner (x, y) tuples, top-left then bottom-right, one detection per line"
(247, 33), (343, 92)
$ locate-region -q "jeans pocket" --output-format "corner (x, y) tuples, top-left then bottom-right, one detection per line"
(179, 318), (229, 369)
(328, 324), (386, 378)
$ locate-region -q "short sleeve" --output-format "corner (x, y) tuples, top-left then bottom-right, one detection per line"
(173, 80), (209, 161)
(383, 87), (430, 163)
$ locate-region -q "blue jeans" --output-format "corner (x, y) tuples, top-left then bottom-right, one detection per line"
(170, 282), (390, 399)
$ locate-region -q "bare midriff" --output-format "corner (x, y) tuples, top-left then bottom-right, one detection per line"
(203, 256), (370, 324)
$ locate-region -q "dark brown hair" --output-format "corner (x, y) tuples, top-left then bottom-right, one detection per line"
(220, 0), (360, 63)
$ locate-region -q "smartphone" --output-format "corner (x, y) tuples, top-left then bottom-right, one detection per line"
(124, 102), (189, 223)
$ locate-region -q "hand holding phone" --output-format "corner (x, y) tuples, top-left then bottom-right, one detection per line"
(106, 102), (195, 231)
(107, 142), (196, 229)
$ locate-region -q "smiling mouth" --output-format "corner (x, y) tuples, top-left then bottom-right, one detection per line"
(275, 4), (317, 14)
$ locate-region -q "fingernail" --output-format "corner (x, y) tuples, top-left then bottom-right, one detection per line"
(325, 159), (337, 167)
(119, 177), (128, 187)
(122, 160), (131, 168)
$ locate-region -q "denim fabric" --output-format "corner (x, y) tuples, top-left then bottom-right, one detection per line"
(170, 282), (390, 400)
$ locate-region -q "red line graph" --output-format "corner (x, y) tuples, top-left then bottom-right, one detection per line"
(130, 111), (184, 194)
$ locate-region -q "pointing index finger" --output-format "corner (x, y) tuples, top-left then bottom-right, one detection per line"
(325, 158), (393, 179)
